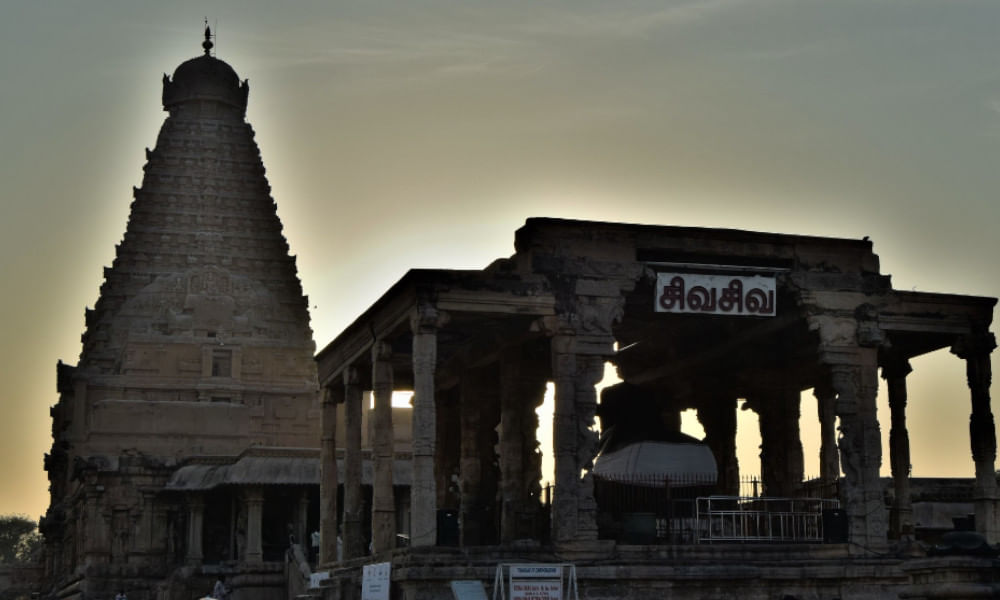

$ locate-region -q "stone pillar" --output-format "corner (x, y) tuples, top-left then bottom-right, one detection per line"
(136, 491), (155, 556)
(320, 386), (339, 564)
(245, 487), (264, 563)
(342, 365), (365, 559)
(410, 305), (443, 547)
(814, 383), (839, 498)
(828, 350), (887, 550)
(498, 345), (548, 542)
(550, 333), (605, 543)
(185, 495), (204, 565)
(952, 332), (999, 543)
(436, 387), (461, 511)
(882, 356), (914, 540)
(697, 396), (740, 496)
(371, 341), (396, 553)
(297, 490), (310, 550)
(459, 367), (498, 546)
(748, 383), (803, 498)
(151, 500), (169, 557)
(808, 308), (888, 551)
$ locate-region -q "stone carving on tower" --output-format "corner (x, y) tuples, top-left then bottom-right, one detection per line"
(42, 28), (319, 598)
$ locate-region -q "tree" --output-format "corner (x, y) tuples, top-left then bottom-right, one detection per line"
(0, 515), (41, 564)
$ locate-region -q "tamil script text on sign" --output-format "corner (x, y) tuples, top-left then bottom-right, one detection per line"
(655, 273), (776, 316)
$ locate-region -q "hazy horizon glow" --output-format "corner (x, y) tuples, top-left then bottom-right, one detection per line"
(1, 1), (998, 518)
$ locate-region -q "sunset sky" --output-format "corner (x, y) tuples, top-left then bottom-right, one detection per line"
(1, 1), (998, 519)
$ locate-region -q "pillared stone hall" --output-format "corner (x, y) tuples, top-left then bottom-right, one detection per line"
(39, 30), (998, 600)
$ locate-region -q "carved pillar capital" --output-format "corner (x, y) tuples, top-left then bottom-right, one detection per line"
(372, 340), (392, 364)
(343, 364), (360, 386)
(881, 355), (912, 381)
(535, 294), (623, 358)
(951, 332), (997, 361)
(411, 303), (449, 334)
(533, 315), (574, 338)
(854, 303), (885, 347)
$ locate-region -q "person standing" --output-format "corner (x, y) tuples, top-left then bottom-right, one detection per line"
(212, 576), (229, 599)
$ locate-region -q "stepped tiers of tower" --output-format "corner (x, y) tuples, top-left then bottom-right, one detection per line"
(42, 34), (322, 600)
(80, 75), (312, 376)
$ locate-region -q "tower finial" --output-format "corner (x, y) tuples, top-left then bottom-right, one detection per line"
(202, 18), (214, 56)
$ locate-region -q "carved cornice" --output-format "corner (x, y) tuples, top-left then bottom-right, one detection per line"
(951, 332), (997, 360)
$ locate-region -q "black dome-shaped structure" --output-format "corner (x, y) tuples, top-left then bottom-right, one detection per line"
(172, 54), (241, 90)
(161, 29), (249, 113)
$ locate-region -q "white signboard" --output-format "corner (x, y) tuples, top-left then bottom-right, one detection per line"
(655, 272), (776, 316)
(310, 571), (330, 589)
(510, 579), (562, 600)
(362, 562), (391, 600)
(509, 564), (562, 600)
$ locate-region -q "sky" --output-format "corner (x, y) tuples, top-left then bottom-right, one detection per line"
(1, 0), (999, 519)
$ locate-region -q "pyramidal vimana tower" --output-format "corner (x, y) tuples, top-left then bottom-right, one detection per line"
(42, 29), (320, 599)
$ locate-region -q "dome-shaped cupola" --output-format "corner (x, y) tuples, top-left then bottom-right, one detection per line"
(161, 25), (249, 114)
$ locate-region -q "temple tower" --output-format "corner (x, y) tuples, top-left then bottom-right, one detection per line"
(43, 29), (319, 599)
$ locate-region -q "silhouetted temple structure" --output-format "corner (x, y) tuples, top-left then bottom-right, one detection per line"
(314, 218), (998, 599)
(42, 29), (323, 599)
(40, 32), (1000, 600)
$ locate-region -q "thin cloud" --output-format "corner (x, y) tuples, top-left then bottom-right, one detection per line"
(518, 0), (751, 39)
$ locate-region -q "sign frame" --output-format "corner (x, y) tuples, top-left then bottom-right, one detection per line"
(655, 271), (777, 317)
(492, 563), (578, 600)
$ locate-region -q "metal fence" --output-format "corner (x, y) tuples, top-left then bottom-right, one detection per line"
(696, 496), (840, 543)
(592, 473), (839, 544)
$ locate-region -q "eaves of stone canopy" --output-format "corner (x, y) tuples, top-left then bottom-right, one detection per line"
(878, 289), (996, 358)
(315, 268), (556, 390)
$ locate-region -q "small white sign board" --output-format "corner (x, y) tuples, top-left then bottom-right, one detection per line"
(451, 580), (489, 600)
(493, 563), (577, 600)
(309, 571), (330, 589)
(362, 561), (391, 600)
(511, 579), (561, 600)
(510, 564), (562, 600)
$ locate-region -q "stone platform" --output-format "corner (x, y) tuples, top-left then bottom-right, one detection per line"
(316, 542), (918, 600)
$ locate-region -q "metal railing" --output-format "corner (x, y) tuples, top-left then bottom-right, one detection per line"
(696, 496), (840, 543)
